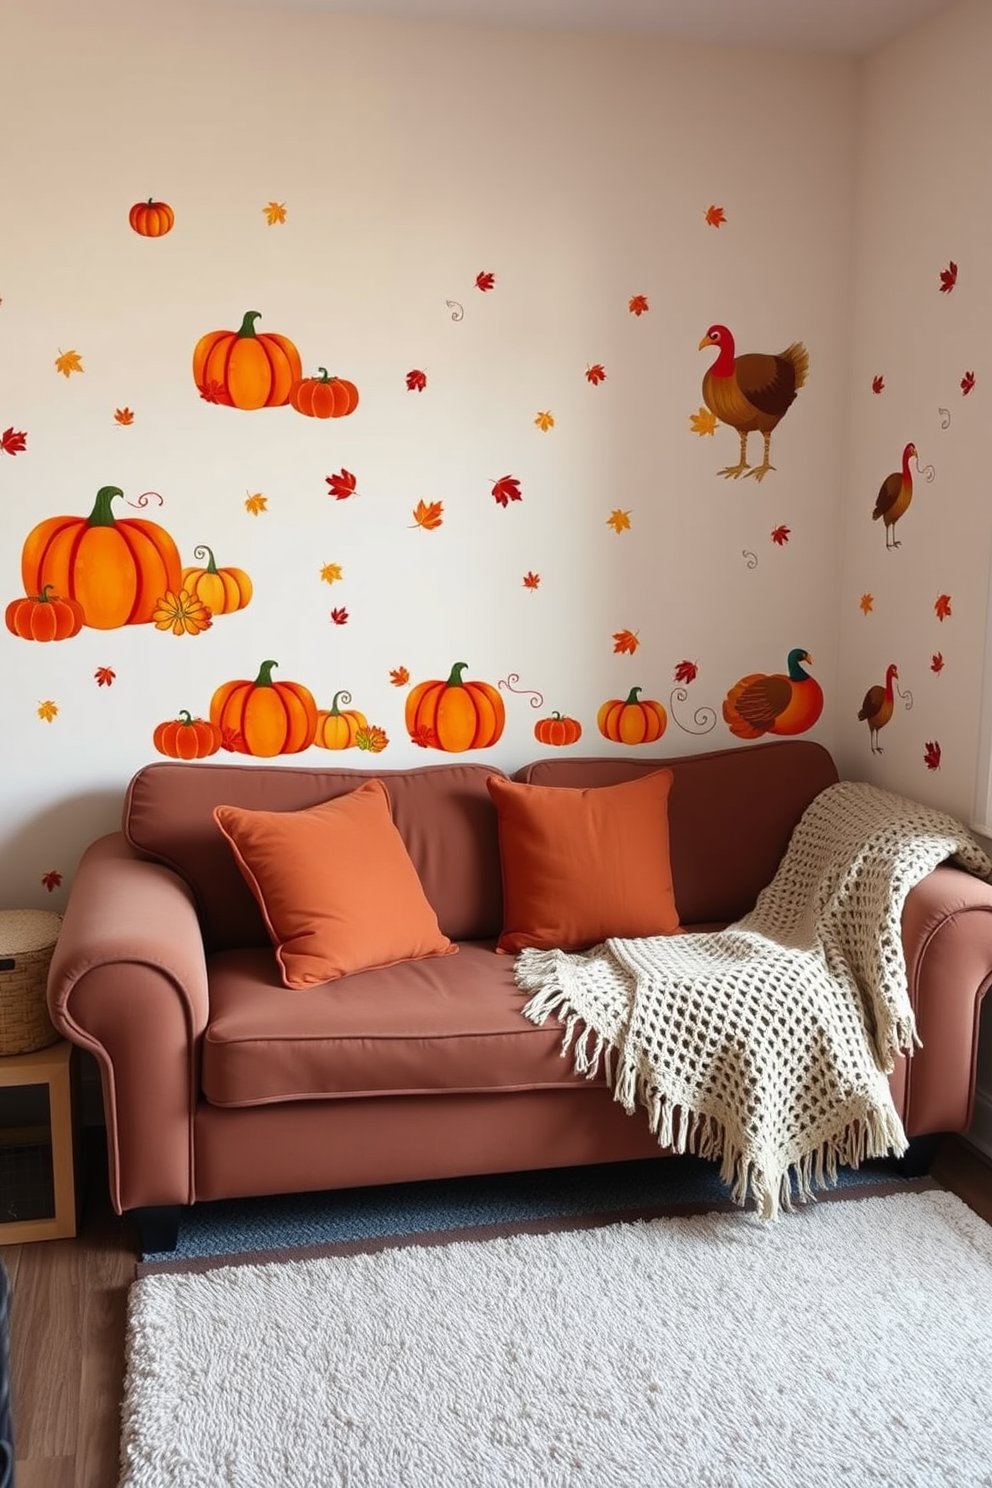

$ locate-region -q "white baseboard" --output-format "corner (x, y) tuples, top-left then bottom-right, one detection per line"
(966, 1083), (992, 1163)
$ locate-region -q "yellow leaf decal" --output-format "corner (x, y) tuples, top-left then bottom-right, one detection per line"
(263, 201), (287, 225)
(411, 499), (444, 531)
(38, 699), (59, 722)
(606, 509), (632, 534)
(321, 562), (343, 585)
(114, 407), (134, 425)
(244, 492), (268, 515)
(859, 593), (874, 616)
(689, 407), (718, 436)
(534, 411), (555, 431)
(152, 589), (213, 636)
(356, 724), (389, 753)
(55, 348), (84, 377)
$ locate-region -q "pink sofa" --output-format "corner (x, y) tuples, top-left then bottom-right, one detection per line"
(47, 739), (992, 1250)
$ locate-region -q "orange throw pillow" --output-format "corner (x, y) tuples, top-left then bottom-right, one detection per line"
(214, 779), (456, 988)
(487, 769), (680, 953)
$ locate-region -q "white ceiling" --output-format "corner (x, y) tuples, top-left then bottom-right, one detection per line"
(194, 0), (959, 57)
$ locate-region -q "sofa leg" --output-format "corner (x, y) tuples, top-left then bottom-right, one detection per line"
(130, 1204), (182, 1253)
(897, 1132), (944, 1179)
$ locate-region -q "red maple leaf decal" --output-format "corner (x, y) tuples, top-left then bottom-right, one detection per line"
(871, 375), (884, 395)
(939, 261), (958, 293)
(326, 469), (358, 501)
(612, 628), (639, 656)
(94, 666), (116, 687)
(935, 593), (952, 621)
(330, 607), (349, 626)
(522, 571), (540, 591)
(674, 660), (698, 685)
(475, 271), (496, 292)
(770, 524), (790, 546)
(961, 370), (976, 395)
(410, 723), (440, 749)
(221, 726), (248, 753)
(1, 426), (27, 455)
(628, 295), (649, 316)
(931, 652), (945, 675)
(492, 475), (522, 507)
(41, 869), (63, 893)
(585, 363), (606, 385)
(197, 379), (233, 405)
(704, 205), (726, 228)
(406, 369), (427, 392)
(924, 740), (942, 771)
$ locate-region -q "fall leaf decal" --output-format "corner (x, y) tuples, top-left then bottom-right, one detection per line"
(114, 408), (134, 426)
(690, 407), (718, 436)
(613, 628), (639, 655)
(199, 380), (231, 406)
(411, 499), (444, 531)
(931, 652), (945, 674)
(871, 375), (885, 395)
(1, 426), (27, 455)
(628, 295), (649, 316)
(534, 411), (555, 431)
(961, 371), (976, 395)
(245, 492), (268, 515)
(390, 666), (410, 687)
(674, 660), (698, 685)
(153, 589), (212, 636)
(94, 666), (116, 687)
(705, 205), (726, 227)
(406, 369), (428, 392)
(585, 364), (606, 385)
(491, 475), (522, 507)
(411, 723), (440, 749)
(221, 725), (247, 753)
(935, 593), (952, 621)
(38, 700), (58, 722)
(924, 740), (942, 771)
(939, 261), (958, 293)
(522, 571), (540, 591)
(607, 509), (631, 534)
(860, 593), (874, 616)
(320, 562), (343, 585)
(356, 724), (389, 753)
(770, 525), (790, 546)
(330, 607), (349, 626)
(326, 469), (358, 501)
(41, 870), (63, 893)
(55, 349), (84, 377)
(475, 271), (495, 292)
(263, 201), (287, 225)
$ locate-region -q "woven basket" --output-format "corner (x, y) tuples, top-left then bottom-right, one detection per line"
(0, 909), (63, 1056)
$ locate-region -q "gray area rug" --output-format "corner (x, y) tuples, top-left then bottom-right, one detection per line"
(120, 1189), (992, 1487)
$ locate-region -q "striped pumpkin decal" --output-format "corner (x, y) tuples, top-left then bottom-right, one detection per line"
(193, 310), (302, 410)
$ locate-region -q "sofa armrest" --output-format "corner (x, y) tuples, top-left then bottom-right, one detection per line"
(899, 863), (992, 1137)
(47, 831), (209, 1215)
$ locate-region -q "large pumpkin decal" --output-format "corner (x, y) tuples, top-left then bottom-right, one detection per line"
(5, 585), (84, 642)
(210, 659), (317, 757)
(314, 691), (368, 750)
(597, 686), (668, 745)
(406, 661), (505, 752)
(193, 310), (302, 410)
(20, 485), (182, 630)
(129, 198), (174, 237)
(289, 369), (360, 419)
(180, 545), (253, 615)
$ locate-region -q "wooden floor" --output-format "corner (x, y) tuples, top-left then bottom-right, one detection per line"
(2, 1132), (992, 1488)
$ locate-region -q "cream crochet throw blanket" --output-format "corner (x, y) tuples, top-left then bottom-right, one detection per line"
(515, 781), (992, 1220)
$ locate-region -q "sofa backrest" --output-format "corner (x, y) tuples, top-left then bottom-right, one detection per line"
(515, 739), (839, 928)
(123, 760), (507, 951)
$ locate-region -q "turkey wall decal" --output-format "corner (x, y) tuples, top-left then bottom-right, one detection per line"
(857, 663), (912, 752)
(699, 325), (809, 481)
(723, 648), (823, 738)
(871, 443), (917, 549)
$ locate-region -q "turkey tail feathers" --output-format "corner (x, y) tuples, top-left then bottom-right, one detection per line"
(780, 342), (809, 390)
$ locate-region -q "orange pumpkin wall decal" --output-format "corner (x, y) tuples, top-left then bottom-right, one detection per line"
(180, 545), (253, 615)
(20, 485), (182, 630)
(597, 686), (668, 745)
(129, 198), (175, 237)
(533, 711), (582, 747)
(289, 369), (360, 419)
(406, 661), (505, 752)
(209, 659), (317, 757)
(153, 711), (223, 760)
(313, 691), (369, 750)
(5, 585), (84, 642)
(193, 311), (302, 410)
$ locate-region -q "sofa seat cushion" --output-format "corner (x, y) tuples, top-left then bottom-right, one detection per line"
(201, 942), (606, 1107)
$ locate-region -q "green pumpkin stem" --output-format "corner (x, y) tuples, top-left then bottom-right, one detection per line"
(446, 661), (469, 687)
(35, 584), (56, 604)
(316, 368), (330, 383)
(87, 486), (124, 527)
(178, 710), (194, 726)
(237, 311), (262, 339)
(192, 545), (218, 573)
(328, 690), (353, 714)
(623, 686), (643, 704)
(254, 660), (278, 687)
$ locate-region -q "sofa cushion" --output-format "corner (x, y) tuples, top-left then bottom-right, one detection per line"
(487, 769), (680, 953)
(201, 942), (603, 1106)
(214, 779), (456, 989)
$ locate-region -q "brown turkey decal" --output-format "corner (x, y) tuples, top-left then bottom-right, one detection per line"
(857, 663), (903, 753)
(698, 325), (809, 481)
(871, 443), (917, 549)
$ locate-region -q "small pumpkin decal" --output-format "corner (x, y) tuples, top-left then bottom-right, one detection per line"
(129, 198), (175, 237)
(21, 485), (183, 630)
(406, 661), (505, 752)
(153, 710), (223, 760)
(290, 369), (360, 419)
(533, 711), (582, 747)
(209, 659), (317, 757)
(5, 584), (84, 642)
(597, 686), (668, 745)
(193, 310), (303, 410)
(180, 545), (253, 615)
(313, 691), (369, 750)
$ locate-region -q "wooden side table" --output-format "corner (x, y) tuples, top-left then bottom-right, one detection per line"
(0, 1040), (79, 1244)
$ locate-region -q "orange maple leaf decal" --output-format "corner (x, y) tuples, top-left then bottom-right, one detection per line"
(38, 699), (58, 722)
(410, 723), (440, 749)
(356, 724), (389, 753)
(411, 499), (444, 531)
(330, 606), (349, 625)
(585, 364), (606, 385)
(674, 660), (698, 685)
(612, 628), (639, 655)
(94, 666), (116, 687)
(41, 869), (63, 892)
(263, 201), (287, 225)
(935, 593), (952, 621)
(1, 427), (27, 455)
(534, 410), (555, 431)
(690, 407), (718, 436)
(244, 492), (268, 515)
(523, 571), (540, 591)
(406, 369), (427, 392)
(326, 469), (358, 501)
(770, 524), (790, 546)
(320, 562), (343, 585)
(931, 652), (945, 674)
(939, 261), (958, 293)
(860, 593), (874, 616)
(606, 509), (631, 534)
(492, 475), (522, 507)
(704, 204), (726, 227)
(924, 740), (942, 771)
(114, 407), (134, 426)
(475, 271), (496, 292)
(390, 666), (410, 687)
(961, 370), (976, 395)
(55, 348), (84, 377)
(871, 375), (885, 394)
(199, 379), (233, 405)
(628, 295), (649, 316)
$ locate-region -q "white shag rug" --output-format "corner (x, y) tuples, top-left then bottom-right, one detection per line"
(119, 1191), (992, 1488)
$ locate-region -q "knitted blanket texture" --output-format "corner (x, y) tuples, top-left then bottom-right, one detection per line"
(515, 781), (992, 1220)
